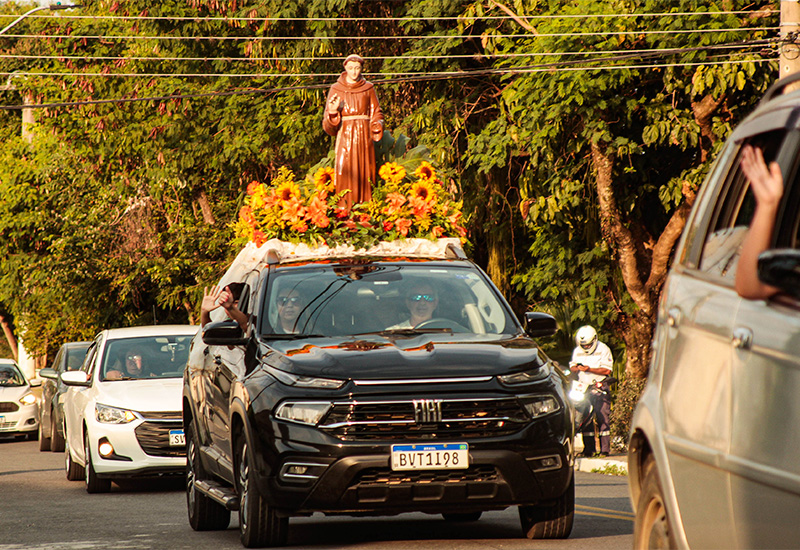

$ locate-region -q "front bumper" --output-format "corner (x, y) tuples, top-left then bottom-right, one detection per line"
(86, 415), (186, 478)
(249, 412), (573, 515)
(0, 402), (39, 435)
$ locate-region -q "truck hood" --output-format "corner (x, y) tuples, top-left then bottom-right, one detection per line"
(261, 334), (547, 380)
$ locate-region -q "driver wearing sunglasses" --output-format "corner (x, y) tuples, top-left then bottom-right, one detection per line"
(389, 283), (439, 329)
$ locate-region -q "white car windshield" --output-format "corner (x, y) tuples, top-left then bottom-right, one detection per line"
(101, 335), (193, 381)
(0, 364), (25, 387)
(262, 263), (516, 337)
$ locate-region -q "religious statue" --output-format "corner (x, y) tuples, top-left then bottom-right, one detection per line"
(323, 54), (384, 208)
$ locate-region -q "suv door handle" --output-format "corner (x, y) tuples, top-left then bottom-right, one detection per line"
(667, 307), (681, 327)
(732, 327), (753, 350)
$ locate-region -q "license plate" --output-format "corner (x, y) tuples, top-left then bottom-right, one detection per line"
(391, 443), (468, 471)
(169, 429), (185, 446)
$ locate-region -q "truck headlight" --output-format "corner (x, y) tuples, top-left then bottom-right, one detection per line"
(96, 403), (137, 424)
(266, 365), (345, 390)
(520, 395), (560, 418)
(275, 402), (332, 426)
(498, 365), (550, 386)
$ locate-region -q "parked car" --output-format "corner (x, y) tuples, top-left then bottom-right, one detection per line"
(183, 239), (573, 548)
(628, 73), (800, 548)
(37, 341), (91, 452)
(0, 358), (40, 440)
(61, 325), (197, 493)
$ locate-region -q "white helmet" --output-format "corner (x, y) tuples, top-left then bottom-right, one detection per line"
(575, 325), (598, 354)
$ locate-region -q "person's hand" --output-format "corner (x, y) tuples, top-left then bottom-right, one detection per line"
(218, 287), (235, 310)
(740, 145), (783, 210)
(202, 286), (224, 314)
(578, 364), (589, 372)
(105, 370), (123, 380)
(327, 94), (343, 115)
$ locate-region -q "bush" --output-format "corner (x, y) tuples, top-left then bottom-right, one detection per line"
(609, 376), (646, 452)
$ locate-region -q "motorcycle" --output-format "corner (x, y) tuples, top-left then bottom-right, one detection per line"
(561, 362), (615, 434)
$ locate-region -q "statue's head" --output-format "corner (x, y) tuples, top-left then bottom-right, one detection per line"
(343, 54), (365, 83)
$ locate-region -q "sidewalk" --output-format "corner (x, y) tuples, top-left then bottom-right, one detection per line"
(573, 434), (628, 474)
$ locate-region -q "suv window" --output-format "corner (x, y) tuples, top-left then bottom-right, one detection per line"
(698, 130), (784, 281)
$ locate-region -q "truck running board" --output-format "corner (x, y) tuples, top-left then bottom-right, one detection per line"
(195, 479), (240, 511)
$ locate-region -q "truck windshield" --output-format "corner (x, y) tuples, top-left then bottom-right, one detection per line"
(261, 263), (516, 337)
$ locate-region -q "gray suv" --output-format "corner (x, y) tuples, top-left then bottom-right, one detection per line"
(628, 72), (800, 549)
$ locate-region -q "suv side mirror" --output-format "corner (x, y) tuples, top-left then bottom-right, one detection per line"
(61, 370), (91, 387)
(524, 312), (558, 338)
(38, 368), (58, 380)
(202, 320), (249, 346)
(757, 249), (800, 300)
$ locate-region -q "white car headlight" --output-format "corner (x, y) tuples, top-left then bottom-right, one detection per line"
(18, 392), (36, 406)
(96, 403), (138, 424)
(275, 402), (332, 426)
(266, 365), (345, 389)
(520, 395), (561, 418)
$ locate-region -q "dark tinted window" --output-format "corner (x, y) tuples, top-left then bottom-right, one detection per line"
(102, 335), (193, 381)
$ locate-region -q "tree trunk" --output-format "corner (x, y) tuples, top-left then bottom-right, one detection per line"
(0, 313), (18, 362)
(484, 170), (511, 296)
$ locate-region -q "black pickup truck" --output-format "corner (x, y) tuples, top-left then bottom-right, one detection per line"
(182, 240), (575, 547)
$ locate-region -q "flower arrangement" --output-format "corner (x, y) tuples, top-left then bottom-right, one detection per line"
(234, 161), (467, 249)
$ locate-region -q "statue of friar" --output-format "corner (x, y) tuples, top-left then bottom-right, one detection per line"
(323, 54), (384, 208)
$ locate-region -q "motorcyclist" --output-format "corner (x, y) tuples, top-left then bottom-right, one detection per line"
(569, 325), (613, 457)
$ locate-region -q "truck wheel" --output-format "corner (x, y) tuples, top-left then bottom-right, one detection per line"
(64, 435), (85, 481)
(84, 431), (111, 493)
(237, 434), (288, 548)
(634, 455), (676, 549)
(51, 417), (66, 452)
(186, 422), (230, 531)
(38, 420), (51, 451)
(519, 475), (574, 539)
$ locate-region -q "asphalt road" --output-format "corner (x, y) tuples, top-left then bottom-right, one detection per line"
(0, 437), (633, 550)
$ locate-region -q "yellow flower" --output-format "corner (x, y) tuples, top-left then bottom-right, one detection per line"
(414, 161), (436, 182)
(313, 167), (335, 193)
(274, 181), (300, 204)
(410, 179), (437, 205)
(379, 162), (406, 184)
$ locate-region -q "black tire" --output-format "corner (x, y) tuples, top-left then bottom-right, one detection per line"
(443, 512), (482, 522)
(237, 433), (288, 548)
(64, 435), (85, 481)
(51, 417), (66, 453)
(84, 431), (111, 493)
(186, 422), (230, 531)
(519, 475), (574, 539)
(633, 455), (677, 549)
(38, 419), (51, 451)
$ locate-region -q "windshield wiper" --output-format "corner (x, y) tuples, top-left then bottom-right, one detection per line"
(262, 333), (326, 340)
(376, 328), (452, 337)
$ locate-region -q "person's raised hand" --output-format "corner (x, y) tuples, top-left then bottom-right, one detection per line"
(740, 145), (783, 209)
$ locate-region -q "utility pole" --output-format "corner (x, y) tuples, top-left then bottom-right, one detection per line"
(781, 0), (800, 78)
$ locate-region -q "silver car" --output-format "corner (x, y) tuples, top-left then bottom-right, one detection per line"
(628, 73), (800, 548)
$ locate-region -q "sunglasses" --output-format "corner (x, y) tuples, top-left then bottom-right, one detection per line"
(409, 294), (436, 302)
(278, 296), (301, 306)
(126, 354), (142, 361)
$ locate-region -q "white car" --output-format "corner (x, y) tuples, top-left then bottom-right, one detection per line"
(61, 325), (197, 492)
(0, 359), (40, 440)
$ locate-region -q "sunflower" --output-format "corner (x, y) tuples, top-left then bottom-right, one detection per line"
(378, 162), (406, 184)
(414, 161), (436, 182)
(410, 180), (438, 204)
(274, 181), (300, 204)
(313, 167), (335, 193)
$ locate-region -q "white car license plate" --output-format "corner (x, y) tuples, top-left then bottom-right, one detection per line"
(169, 429), (185, 446)
(391, 443), (468, 471)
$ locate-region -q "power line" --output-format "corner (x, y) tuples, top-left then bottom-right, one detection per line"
(0, 10), (780, 23)
(0, 27), (779, 41)
(0, 42), (769, 63)
(0, 54), (775, 110)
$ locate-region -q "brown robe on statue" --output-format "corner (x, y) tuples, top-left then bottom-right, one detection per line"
(323, 73), (384, 208)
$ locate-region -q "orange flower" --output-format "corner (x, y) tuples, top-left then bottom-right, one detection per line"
(334, 206), (350, 219)
(246, 181), (261, 195)
(414, 161), (436, 182)
(281, 196), (306, 223)
(448, 211), (462, 225)
(432, 226), (444, 238)
(307, 195), (330, 228)
(239, 206), (256, 227)
(358, 214), (372, 229)
(409, 196), (432, 218)
(396, 218), (412, 236)
(383, 220), (394, 232)
(253, 230), (267, 246)
(385, 192), (406, 213)
(344, 218), (357, 230)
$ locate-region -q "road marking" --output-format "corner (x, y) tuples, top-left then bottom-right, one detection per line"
(576, 504), (635, 522)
